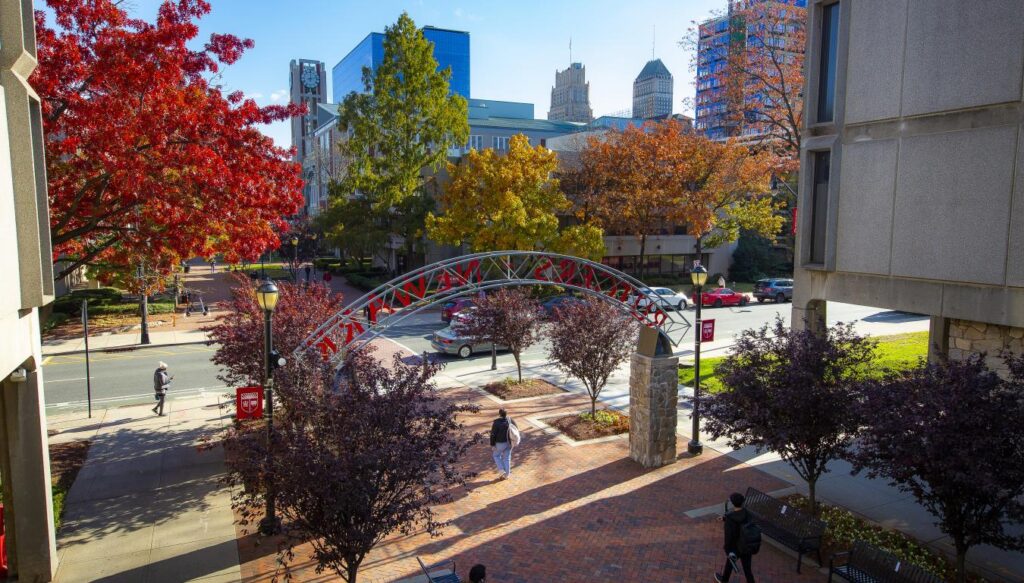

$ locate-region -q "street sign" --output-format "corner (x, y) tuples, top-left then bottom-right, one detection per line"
(236, 386), (264, 420)
(701, 319), (716, 343)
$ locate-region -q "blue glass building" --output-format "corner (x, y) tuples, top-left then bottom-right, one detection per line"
(332, 26), (470, 102)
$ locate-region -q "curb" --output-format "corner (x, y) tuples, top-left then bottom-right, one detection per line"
(42, 338), (211, 357)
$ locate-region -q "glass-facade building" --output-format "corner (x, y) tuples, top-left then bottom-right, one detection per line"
(332, 26), (470, 102)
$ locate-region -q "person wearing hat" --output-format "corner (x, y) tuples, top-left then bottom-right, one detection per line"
(152, 362), (172, 416)
(716, 492), (757, 582)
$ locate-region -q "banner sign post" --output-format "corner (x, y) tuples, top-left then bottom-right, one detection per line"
(236, 386), (264, 420)
(701, 319), (716, 343)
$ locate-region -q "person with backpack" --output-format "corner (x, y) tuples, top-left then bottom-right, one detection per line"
(716, 492), (760, 582)
(489, 408), (520, 480)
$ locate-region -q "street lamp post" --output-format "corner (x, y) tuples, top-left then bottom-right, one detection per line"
(291, 236), (299, 280)
(688, 264), (708, 456)
(255, 280), (281, 535)
(138, 262), (151, 345)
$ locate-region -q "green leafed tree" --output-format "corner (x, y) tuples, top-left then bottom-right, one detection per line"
(327, 12), (469, 271)
(426, 134), (605, 260)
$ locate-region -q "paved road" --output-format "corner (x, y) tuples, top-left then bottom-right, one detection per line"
(43, 344), (225, 412)
(379, 300), (931, 376)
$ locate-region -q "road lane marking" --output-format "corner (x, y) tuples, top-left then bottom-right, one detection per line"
(42, 356), (52, 365)
(45, 385), (231, 409)
(45, 377), (93, 383)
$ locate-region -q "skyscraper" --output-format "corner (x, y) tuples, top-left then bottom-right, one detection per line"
(332, 26), (470, 102)
(695, 0), (806, 140)
(548, 62), (593, 123)
(289, 59), (327, 163)
(632, 59), (673, 119)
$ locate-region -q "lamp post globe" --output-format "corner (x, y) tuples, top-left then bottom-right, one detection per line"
(256, 279), (281, 534)
(688, 264), (708, 456)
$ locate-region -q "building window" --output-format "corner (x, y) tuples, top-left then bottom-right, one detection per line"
(468, 135), (483, 150)
(809, 151), (831, 264)
(816, 2), (839, 122)
(492, 136), (509, 151)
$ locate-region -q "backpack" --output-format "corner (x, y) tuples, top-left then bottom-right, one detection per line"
(507, 419), (521, 448)
(736, 517), (762, 556)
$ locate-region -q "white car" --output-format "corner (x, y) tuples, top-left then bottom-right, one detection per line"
(629, 287), (690, 311)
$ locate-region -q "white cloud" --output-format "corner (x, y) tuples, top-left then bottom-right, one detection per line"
(250, 92), (264, 100)
(269, 89), (288, 102)
(453, 7), (480, 21)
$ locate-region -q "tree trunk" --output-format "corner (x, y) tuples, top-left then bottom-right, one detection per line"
(955, 542), (968, 583)
(807, 477), (818, 516)
(638, 233), (647, 280)
(590, 394), (597, 416)
(513, 351), (522, 382)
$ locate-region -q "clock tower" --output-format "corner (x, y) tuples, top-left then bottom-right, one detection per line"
(289, 59), (327, 164)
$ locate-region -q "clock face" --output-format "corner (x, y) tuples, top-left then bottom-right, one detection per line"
(301, 68), (319, 89)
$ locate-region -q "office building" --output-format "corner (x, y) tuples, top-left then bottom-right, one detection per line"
(0, 0), (59, 579)
(289, 59), (327, 167)
(695, 0), (806, 140)
(548, 62), (593, 123)
(632, 59), (673, 120)
(794, 0), (1024, 385)
(332, 26), (470, 102)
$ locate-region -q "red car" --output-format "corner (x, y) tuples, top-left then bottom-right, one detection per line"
(441, 298), (476, 323)
(694, 288), (749, 308)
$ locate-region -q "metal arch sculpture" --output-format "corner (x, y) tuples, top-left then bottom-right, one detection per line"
(298, 251), (691, 365)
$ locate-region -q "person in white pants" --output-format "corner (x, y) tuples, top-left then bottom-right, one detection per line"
(489, 408), (518, 479)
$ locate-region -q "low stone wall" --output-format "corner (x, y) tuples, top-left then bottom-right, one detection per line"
(948, 318), (1024, 376)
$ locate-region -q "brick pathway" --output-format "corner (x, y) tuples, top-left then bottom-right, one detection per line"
(235, 382), (823, 583)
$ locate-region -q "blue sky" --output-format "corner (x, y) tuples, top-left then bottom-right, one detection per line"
(120, 0), (722, 148)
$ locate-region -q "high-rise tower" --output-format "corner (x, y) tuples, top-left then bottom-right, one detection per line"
(548, 62), (593, 123)
(289, 59), (327, 163)
(632, 59), (673, 119)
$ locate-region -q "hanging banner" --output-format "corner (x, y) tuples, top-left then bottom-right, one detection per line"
(235, 386), (264, 420)
(701, 319), (716, 343)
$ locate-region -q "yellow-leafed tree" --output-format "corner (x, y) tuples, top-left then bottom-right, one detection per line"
(426, 134), (604, 259)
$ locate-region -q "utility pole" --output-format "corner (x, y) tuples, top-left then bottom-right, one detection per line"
(138, 262), (151, 345)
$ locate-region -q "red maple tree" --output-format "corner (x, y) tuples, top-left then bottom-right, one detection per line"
(33, 0), (305, 283)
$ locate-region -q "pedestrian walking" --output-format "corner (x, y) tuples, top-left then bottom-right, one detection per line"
(715, 492), (761, 583)
(210, 259), (216, 273)
(489, 408), (520, 479)
(468, 564), (486, 583)
(152, 362), (172, 416)
(305, 264), (311, 283)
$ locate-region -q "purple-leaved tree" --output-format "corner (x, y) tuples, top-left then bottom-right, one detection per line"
(226, 349), (480, 583)
(703, 317), (875, 514)
(850, 353), (1024, 583)
(548, 300), (638, 415)
(454, 288), (543, 382)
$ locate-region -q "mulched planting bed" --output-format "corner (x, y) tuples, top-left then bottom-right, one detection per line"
(547, 408), (629, 441)
(49, 440), (91, 529)
(480, 378), (566, 400)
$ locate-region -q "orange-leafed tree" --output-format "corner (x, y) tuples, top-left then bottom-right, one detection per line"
(571, 120), (780, 278)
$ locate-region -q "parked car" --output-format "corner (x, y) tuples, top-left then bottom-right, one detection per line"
(540, 295), (588, 319)
(753, 278), (794, 303)
(628, 287), (690, 311)
(695, 288), (749, 308)
(440, 298), (476, 323)
(431, 312), (506, 358)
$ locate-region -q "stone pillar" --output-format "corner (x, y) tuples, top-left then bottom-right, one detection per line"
(629, 352), (680, 468)
(928, 316), (950, 364)
(0, 369), (58, 581)
(792, 298), (827, 335)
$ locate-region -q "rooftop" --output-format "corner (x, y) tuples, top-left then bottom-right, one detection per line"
(636, 58), (672, 80)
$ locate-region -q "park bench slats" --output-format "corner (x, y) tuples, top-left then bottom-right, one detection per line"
(829, 540), (943, 583)
(416, 556), (461, 583)
(743, 487), (826, 573)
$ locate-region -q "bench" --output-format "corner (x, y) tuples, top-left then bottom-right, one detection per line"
(829, 540), (943, 583)
(743, 487), (826, 573)
(416, 556), (461, 583)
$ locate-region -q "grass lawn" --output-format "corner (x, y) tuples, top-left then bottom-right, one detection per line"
(678, 330), (929, 392)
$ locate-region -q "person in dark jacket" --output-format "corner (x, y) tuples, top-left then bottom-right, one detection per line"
(489, 409), (517, 479)
(152, 362), (172, 416)
(468, 564), (486, 582)
(716, 492), (756, 582)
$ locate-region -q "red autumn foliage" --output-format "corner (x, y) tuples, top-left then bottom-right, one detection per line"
(453, 288), (543, 382)
(33, 0), (305, 283)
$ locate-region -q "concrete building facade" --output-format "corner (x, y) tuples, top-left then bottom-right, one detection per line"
(794, 0), (1024, 374)
(0, 0), (59, 579)
(632, 59), (673, 120)
(547, 62), (593, 123)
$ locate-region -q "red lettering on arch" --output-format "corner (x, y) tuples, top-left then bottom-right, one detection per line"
(533, 257), (553, 281)
(455, 260), (482, 284)
(315, 337), (337, 360)
(556, 259), (576, 283)
(394, 276), (427, 307)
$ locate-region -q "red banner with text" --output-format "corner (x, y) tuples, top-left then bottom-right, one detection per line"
(235, 386), (264, 420)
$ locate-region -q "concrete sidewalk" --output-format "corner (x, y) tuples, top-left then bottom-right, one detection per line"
(434, 354), (1023, 583)
(42, 329), (211, 356)
(49, 394), (240, 582)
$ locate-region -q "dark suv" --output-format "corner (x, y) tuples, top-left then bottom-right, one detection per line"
(753, 278), (794, 303)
